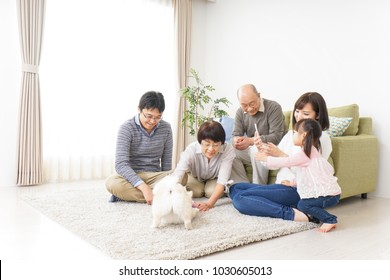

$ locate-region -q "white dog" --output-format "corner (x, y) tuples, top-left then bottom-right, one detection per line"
(151, 175), (199, 230)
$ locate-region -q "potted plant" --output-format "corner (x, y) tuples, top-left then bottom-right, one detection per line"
(181, 68), (231, 136)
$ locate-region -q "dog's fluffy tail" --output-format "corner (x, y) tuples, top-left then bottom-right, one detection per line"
(152, 175), (198, 229)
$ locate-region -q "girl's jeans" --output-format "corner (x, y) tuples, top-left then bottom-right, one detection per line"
(298, 195), (340, 224)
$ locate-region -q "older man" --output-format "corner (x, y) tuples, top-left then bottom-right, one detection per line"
(231, 84), (285, 184)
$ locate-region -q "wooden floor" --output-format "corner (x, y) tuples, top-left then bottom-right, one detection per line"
(1, 179), (390, 260)
(201, 194), (390, 260)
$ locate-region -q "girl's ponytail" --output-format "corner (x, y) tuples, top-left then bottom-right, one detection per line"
(295, 119), (322, 158)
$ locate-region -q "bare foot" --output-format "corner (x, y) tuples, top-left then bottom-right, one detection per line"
(293, 209), (309, 222)
(318, 223), (337, 233)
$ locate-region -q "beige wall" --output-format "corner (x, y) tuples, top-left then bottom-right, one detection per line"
(192, 0), (390, 198)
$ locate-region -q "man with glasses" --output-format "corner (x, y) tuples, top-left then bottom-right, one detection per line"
(105, 91), (172, 204)
(231, 84), (285, 185)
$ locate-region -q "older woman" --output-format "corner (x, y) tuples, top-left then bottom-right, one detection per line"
(172, 121), (235, 211)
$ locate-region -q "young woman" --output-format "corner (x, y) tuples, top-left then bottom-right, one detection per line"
(257, 118), (341, 232)
(172, 121), (235, 212)
(229, 92), (331, 223)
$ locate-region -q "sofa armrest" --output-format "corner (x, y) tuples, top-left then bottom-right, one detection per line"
(331, 135), (378, 198)
(357, 117), (373, 135)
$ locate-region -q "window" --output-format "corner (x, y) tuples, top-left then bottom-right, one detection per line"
(41, 0), (175, 182)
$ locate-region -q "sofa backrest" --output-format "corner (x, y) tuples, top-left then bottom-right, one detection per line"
(284, 103), (360, 137)
(327, 104), (359, 136)
(283, 111), (292, 133)
(219, 104), (363, 142)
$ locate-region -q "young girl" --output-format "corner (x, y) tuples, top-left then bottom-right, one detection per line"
(257, 118), (341, 233)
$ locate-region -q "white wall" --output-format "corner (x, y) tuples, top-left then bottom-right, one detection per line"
(192, 0), (390, 198)
(2, 0), (389, 197)
(0, 0), (19, 187)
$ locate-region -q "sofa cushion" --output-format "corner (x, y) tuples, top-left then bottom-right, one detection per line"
(326, 116), (353, 137)
(327, 104), (359, 136)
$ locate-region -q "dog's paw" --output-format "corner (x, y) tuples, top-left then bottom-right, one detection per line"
(192, 208), (199, 217)
(184, 221), (193, 230)
(151, 219), (161, 229)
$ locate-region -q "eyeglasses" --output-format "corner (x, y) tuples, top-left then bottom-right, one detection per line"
(240, 100), (259, 110)
(141, 111), (162, 122)
(201, 141), (221, 150)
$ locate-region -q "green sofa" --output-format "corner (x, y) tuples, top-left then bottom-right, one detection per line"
(251, 104), (379, 199)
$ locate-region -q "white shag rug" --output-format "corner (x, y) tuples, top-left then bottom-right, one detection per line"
(21, 186), (318, 260)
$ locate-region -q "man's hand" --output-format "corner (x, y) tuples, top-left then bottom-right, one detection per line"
(137, 183), (153, 205)
(233, 136), (253, 150)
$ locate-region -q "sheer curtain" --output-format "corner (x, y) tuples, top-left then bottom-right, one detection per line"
(40, 0), (175, 183)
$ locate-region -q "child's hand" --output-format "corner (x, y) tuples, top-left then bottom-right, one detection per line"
(253, 133), (263, 151)
(256, 151), (267, 161)
(262, 143), (285, 157)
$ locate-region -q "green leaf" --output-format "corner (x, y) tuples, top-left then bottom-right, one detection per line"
(181, 68), (232, 136)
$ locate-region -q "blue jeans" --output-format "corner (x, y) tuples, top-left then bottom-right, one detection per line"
(229, 183), (300, 221)
(297, 195), (340, 224)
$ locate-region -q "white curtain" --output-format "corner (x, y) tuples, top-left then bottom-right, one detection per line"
(16, 0), (45, 185)
(40, 0), (175, 183)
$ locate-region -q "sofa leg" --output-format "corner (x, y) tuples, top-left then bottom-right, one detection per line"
(361, 193), (368, 199)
